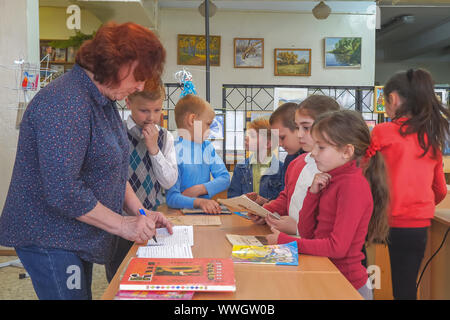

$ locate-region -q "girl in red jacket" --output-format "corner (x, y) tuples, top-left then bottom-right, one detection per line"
(266, 110), (390, 300)
(369, 69), (449, 300)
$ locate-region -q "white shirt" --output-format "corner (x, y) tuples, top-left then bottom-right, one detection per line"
(126, 115), (178, 190)
(288, 153), (320, 235)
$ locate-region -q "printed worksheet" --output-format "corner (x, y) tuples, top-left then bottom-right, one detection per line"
(147, 226), (194, 246)
(136, 245), (193, 258)
(226, 234), (267, 246)
(168, 215), (222, 226)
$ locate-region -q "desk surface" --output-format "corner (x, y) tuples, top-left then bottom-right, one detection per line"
(101, 206), (363, 300)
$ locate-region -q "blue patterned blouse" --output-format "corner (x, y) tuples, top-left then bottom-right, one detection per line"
(0, 64), (129, 264)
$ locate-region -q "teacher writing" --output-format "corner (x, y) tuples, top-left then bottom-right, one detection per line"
(0, 22), (172, 300)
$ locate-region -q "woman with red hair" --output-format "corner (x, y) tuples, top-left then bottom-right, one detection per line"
(0, 22), (172, 300)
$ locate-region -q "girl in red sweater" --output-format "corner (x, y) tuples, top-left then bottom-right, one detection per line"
(266, 110), (390, 300)
(369, 69), (449, 300)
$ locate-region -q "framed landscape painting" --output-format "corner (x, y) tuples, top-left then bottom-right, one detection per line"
(324, 37), (361, 68)
(274, 48), (311, 76)
(177, 34), (221, 66)
(234, 38), (264, 68)
(273, 87), (308, 109)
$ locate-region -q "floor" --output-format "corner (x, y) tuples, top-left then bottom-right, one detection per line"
(0, 250), (109, 300)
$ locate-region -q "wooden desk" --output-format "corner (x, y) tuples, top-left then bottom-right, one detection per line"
(369, 187), (450, 300)
(101, 206), (362, 300)
(419, 190), (450, 300)
(443, 156), (450, 174)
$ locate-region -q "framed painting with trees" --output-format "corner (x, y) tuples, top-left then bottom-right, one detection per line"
(234, 38), (264, 68)
(274, 48), (311, 76)
(324, 37), (361, 68)
(177, 34), (221, 66)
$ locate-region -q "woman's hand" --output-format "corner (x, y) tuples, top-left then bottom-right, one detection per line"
(119, 215), (157, 244)
(309, 173), (332, 194)
(145, 210), (173, 234)
(265, 227), (280, 245)
(265, 215), (297, 235)
(142, 124), (160, 156)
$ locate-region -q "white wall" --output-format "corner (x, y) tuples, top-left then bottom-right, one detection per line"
(0, 0), (39, 212)
(159, 8), (376, 108)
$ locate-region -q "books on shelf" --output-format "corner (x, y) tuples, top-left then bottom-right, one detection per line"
(114, 290), (194, 300)
(120, 258), (236, 292)
(218, 195), (281, 220)
(231, 241), (299, 266)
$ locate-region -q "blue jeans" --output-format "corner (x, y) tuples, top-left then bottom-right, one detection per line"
(15, 246), (93, 300)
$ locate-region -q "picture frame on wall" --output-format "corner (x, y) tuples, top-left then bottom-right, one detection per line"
(67, 46), (76, 63)
(273, 87), (308, 110)
(435, 88), (448, 107)
(234, 38), (264, 68)
(246, 111), (273, 123)
(274, 48), (311, 76)
(373, 86), (385, 114)
(208, 113), (225, 140)
(324, 37), (362, 68)
(54, 48), (67, 63)
(40, 40), (56, 61)
(177, 34), (221, 66)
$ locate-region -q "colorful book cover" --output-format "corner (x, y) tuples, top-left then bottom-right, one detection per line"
(120, 258), (236, 292)
(114, 290), (194, 300)
(231, 241), (299, 266)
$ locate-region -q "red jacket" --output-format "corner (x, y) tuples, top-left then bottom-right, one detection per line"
(278, 160), (372, 290)
(370, 119), (447, 228)
(263, 153), (307, 215)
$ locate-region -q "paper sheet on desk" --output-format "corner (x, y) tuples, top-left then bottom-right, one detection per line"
(137, 245), (193, 258)
(146, 226), (194, 246)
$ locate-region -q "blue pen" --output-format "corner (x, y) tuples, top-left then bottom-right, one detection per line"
(139, 208), (158, 243)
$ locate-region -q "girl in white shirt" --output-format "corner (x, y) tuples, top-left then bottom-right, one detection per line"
(263, 95), (340, 235)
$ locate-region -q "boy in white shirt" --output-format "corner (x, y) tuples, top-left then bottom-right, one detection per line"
(105, 80), (178, 282)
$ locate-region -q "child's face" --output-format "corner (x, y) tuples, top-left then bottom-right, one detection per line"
(193, 109), (215, 143)
(271, 121), (302, 155)
(126, 96), (163, 128)
(245, 129), (271, 155)
(310, 130), (350, 173)
(295, 111), (315, 152)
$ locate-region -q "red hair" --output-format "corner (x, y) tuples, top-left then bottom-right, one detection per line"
(76, 22), (166, 87)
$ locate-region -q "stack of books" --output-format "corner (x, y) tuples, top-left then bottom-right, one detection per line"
(116, 257), (236, 300)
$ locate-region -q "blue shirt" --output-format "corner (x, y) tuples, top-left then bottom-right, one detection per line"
(166, 137), (230, 209)
(0, 64), (129, 264)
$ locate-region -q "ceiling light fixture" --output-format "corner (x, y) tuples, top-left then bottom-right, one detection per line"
(312, 1), (331, 20)
(198, 0), (217, 18)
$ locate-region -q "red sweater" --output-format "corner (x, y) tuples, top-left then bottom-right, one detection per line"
(278, 160), (372, 290)
(370, 119), (447, 228)
(263, 153), (307, 215)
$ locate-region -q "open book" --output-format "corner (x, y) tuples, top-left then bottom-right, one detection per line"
(218, 195), (281, 220)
